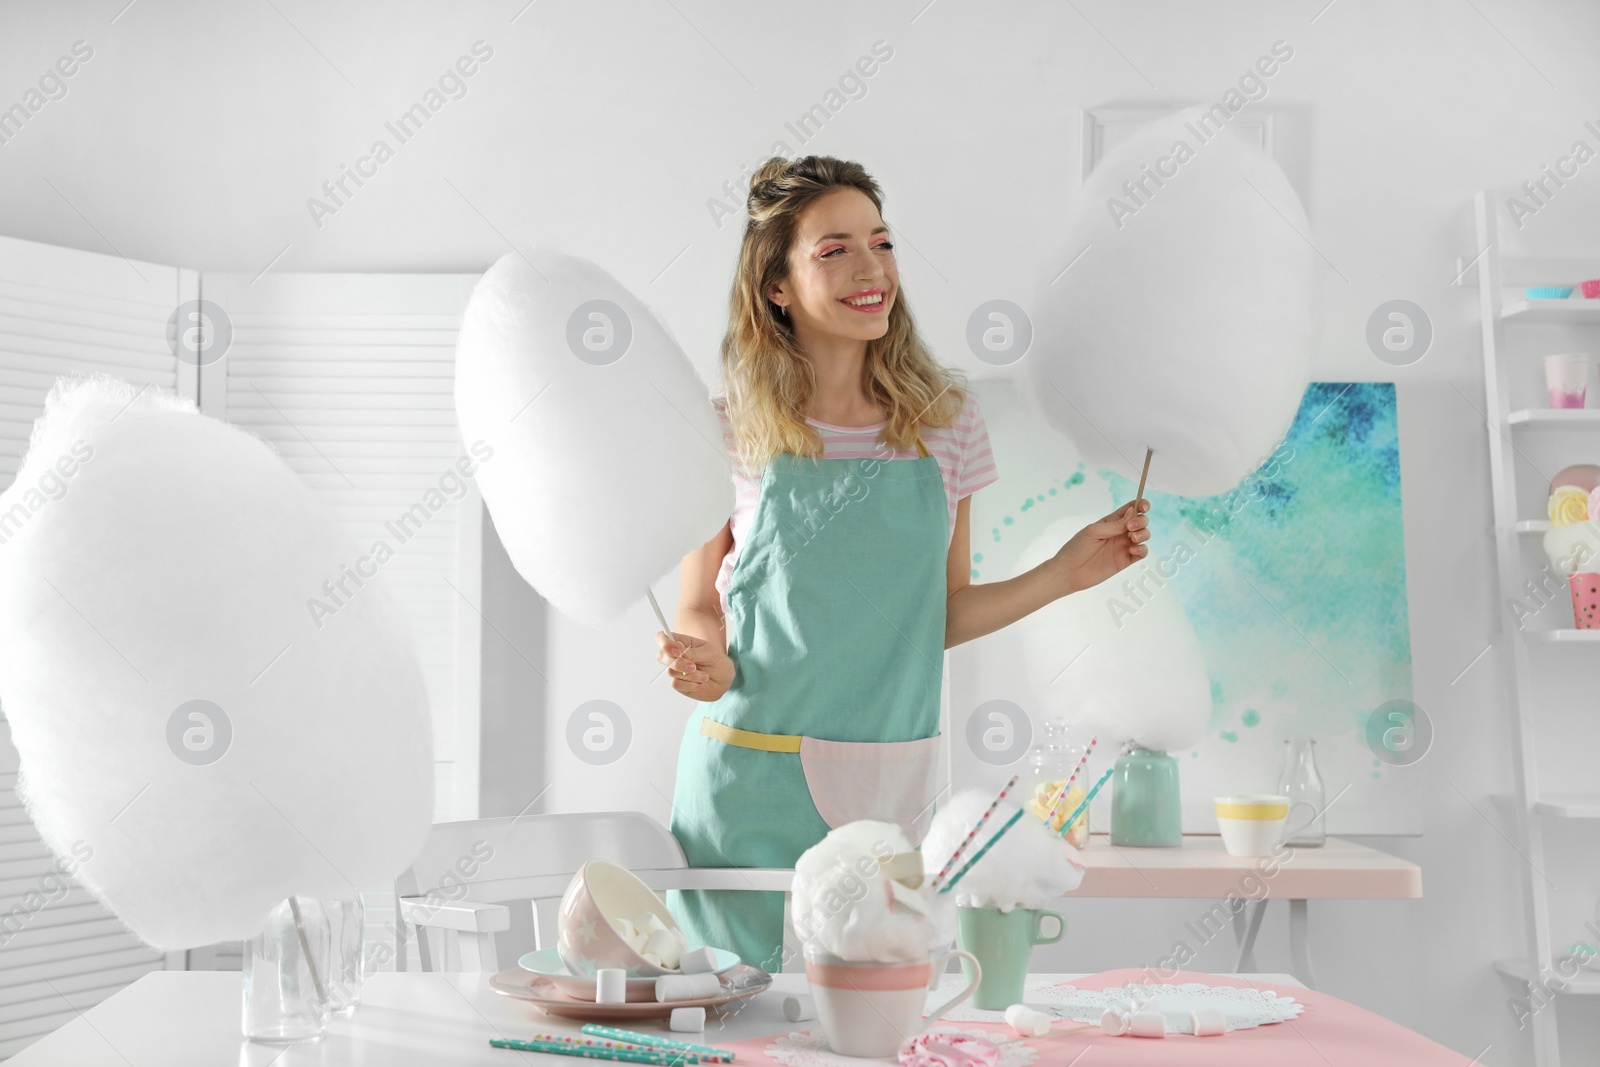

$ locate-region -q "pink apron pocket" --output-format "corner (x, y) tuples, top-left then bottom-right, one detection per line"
(797, 735), (942, 846)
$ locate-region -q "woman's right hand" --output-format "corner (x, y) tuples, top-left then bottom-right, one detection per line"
(656, 630), (736, 702)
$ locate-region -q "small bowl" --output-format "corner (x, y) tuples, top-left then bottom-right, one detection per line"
(557, 859), (685, 978)
(1526, 286), (1575, 300)
(1581, 280), (1600, 299)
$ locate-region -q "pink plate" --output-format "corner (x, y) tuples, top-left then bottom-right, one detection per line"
(488, 963), (772, 1021)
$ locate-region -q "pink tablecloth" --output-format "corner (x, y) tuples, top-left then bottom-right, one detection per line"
(716, 969), (1462, 1066)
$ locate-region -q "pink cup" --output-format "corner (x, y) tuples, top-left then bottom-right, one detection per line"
(803, 945), (981, 1058)
(1570, 574), (1600, 630)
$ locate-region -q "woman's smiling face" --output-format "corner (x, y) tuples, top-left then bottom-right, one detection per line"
(771, 186), (897, 342)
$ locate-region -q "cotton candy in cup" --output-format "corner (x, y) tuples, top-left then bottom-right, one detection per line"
(0, 375), (434, 950)
(921, 790), (1085, 911)
(791, 820), (954, 963)
(453, 248), (734, 628)
(1012, 514), (1209, 752)
(1028, 105), (1315, 497)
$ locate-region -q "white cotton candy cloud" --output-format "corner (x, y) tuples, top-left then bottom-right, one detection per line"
(791, 821), (955, 963)
(1013, 514), (1211, 752)
(921, 790), (1085, 912)
(0, 375), (434, 950)
(1029, 105), (1315, 497)
(453, 248), (734, 628)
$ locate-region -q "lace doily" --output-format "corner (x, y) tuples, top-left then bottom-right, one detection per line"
(766, 1027), (1036, 1067)
(929, 977), (1302, 1032)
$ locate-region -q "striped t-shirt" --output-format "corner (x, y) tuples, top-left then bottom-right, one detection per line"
(712, 391), (999, 617)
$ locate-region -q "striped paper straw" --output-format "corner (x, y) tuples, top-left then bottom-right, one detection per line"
(938, 806), (1025, 894)
(490, 1036), (700, 1065)
(1044, 738), (1098, 825)
(1056, 766), (1116, 837)
(581, 1024), (735, 1062)
(930, 774), (1018, 890)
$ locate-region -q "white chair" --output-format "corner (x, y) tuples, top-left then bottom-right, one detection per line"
(392, 811), (797, 974)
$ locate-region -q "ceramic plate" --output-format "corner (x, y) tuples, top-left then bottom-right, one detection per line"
(488, 963), (771, 1020)
(516, 947), (741, 1002)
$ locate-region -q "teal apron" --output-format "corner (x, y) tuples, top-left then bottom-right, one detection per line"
(667, 435), (948, 973)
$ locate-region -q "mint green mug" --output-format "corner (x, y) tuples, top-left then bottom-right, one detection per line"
(955, 906), (1065, 1010)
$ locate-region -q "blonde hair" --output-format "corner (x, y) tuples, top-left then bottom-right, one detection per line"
(720, 155), (966, 475)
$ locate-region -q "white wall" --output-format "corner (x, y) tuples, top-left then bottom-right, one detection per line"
(5, 0), (1600, 1060)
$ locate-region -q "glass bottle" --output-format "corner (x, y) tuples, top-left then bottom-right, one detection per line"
(243, 897), (331, 1043)
(1276, 738), (1327, 847)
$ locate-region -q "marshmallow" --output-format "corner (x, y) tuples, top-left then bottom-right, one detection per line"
(640, 951), (662, 967)
(1128, 1009), (1167, 1038)
(641, 912), (669, 936)
(783, 995), (816, 1022)
(595, 968), (627, 1004)
(1191, 1008), (1227, 1037)
(610, 917), (638, 943)
(1004, 1004), (1050, 1037)
(669, 1007), (706, 1033)
(679, 946), (718, 975)
(656, 973), (721, 1001)
(1100, 1007), (1130, 1036)
(645, 927), (684, 969)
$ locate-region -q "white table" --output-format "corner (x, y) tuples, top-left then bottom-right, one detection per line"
(10, 970), (1302, 1065)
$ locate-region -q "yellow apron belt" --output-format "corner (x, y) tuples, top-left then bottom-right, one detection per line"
(700, 716), (802, 753)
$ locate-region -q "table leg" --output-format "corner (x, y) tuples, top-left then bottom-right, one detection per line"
(1233, 899), (1268, 972)
(1289, 898), (1317, 989)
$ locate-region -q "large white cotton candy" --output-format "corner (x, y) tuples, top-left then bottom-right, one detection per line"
(791, 821), (955, 963)
(921, 790), (1085, 912)
(1029, 105), (1315, 497)
(454, 248), (734, 627)
(1014, 514), (1210, 752)
(0, 375), (434, 950)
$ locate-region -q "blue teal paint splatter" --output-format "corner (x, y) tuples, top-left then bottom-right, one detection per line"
(1102, 382), (1413, 750)
(1241, 709), (1260, 727)
(1220, 731), (1239, 742)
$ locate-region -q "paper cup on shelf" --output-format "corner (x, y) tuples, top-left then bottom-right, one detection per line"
(1214, 795), (1290, 856)
(1570, 574), (1600, 630)
(1545, 354), (1590, 409)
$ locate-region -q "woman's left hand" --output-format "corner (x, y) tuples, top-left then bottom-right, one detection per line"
(1053, 498), (1151, 595)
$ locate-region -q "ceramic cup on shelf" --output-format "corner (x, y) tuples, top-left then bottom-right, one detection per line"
(955, 905), (1065, 1010)
(1213, 795), (1290, 857)
(803, 943), (980, 1058)
(1544, 354), (1589, 409)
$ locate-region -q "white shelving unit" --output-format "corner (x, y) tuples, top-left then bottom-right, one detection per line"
(1471, 189), (1600, 1067)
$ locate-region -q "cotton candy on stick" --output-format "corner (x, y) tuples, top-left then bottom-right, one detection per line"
(0, 375), (434, 950)
(922, 790), (1084, 911)
(454, 248), (734, 628)
(1028, 105), (1315, 497)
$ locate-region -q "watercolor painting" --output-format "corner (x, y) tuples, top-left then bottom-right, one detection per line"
(956, 380), (1415, 832)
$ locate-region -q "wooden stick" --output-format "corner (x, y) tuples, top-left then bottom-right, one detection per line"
(1134, 446), (1153, 511)
(646, 588), (675, 642)
(286, 896), (328, 1004)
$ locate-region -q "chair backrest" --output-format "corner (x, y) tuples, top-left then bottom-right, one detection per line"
(393, 810), (692, 970)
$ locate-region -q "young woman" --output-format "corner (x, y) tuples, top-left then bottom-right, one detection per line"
(656, 155), (1151, 972)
